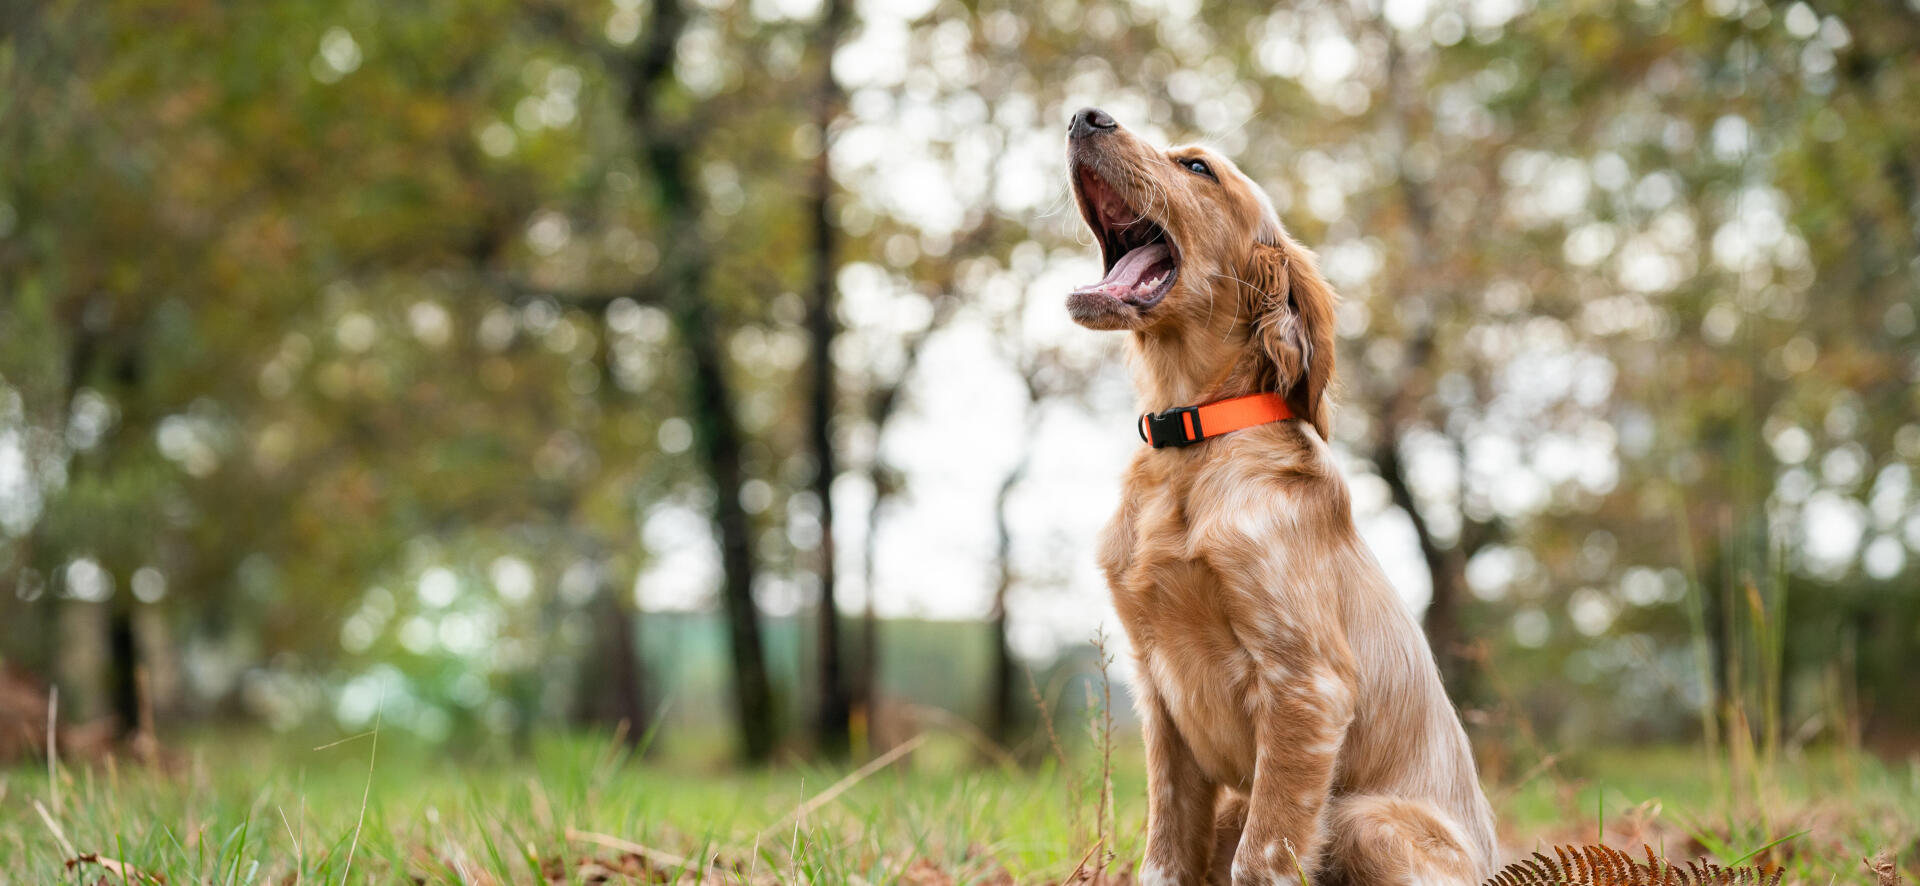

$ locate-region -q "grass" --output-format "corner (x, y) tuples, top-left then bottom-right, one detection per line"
(3, 730), (1146, 884)
(2, 727), (1915, 884)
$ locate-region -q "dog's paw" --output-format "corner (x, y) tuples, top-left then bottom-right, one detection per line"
(1143, 860), (1223, 886)
(1137, 863), (1182, 886)
(1229, 841), (1306, 886)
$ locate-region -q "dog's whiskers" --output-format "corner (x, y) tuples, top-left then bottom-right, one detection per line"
(1205, 271), (1263, 341)
(1038, 181), (1078, 220)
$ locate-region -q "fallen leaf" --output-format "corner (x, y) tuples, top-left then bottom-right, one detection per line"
(899, 857), (954, 886)
(65, 852), (165, 884)
(1865, 850), (1904, 886)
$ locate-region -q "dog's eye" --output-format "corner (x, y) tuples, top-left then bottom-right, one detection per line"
(1181, 158), (1214, 179)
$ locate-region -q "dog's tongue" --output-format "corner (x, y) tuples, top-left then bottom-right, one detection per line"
(1073, 242), (1174, 301)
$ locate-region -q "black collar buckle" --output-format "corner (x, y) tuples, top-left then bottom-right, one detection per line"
(1139, 405), (1203, 449)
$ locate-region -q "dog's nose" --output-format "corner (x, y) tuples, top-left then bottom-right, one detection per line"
(1070, 106), (1118, 138)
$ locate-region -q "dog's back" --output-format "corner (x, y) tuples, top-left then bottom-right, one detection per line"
(1336, 563), (1500, 874)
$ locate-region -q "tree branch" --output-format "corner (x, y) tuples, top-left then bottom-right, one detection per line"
(476, 271), (658, 313)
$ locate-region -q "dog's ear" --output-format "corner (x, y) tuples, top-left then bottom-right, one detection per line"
(1246, 238), (1336, 440)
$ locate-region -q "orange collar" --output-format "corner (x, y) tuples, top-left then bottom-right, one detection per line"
(1138, 393), (1294, 449)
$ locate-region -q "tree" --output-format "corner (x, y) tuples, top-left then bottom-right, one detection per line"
(805, 0), (854, 759)
(614, 0), (777, 762)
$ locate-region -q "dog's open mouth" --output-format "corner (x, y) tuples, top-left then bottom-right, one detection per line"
(1071, 167), (1179, 311)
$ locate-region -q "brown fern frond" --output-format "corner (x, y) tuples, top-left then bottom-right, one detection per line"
(1551, 845), (1582, 880)
(1483, 844), (1783, 886)
(1590, 844), (1635, 884)
(1642, 844), (1673, 886)
(1537, 850), (1566, 882)
(1574, 845), (1606, 885)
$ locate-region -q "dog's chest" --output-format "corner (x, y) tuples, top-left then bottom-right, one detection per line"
(1099, 480), (1260, 786)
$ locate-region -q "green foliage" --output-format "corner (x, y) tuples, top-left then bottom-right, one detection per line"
(1, 0), (1916, 755)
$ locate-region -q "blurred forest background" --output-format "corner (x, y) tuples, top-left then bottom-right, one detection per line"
(2, 0), (1917, 775)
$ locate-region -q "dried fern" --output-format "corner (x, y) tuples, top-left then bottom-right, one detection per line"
(1484, 844), (1784, 886)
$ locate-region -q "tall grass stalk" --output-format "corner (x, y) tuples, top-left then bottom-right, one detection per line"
(1668, 480), (1723, 789)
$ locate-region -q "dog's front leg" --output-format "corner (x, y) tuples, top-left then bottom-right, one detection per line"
(1138, 690), (1218, 886)
(1228, 672), (1354, 886)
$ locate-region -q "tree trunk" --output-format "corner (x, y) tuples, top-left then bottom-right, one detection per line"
(1373, 428), (1471, 692)
(805, 0), (852, 759)
(842, 225), (977, 749)
(670, 237), (776, 763)
(106, 588), (139, 739)
(587, 303), (651, 752)
(102, 347), (147, 739)
(853, 481), (884, 748)
(986, 453), (1029, 747)
(4, 536), (61, 686)
(623, 0), (776, 763)
(1375, 31), (1475, 696)
(596, 575), (648, 749)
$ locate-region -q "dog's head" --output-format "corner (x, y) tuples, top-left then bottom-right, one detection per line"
(1066, 107), (1336, 437)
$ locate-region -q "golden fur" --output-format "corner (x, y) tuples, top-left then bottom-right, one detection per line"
(1065, 110), (1498, 886)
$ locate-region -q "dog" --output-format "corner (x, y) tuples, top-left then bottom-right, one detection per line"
(1064, 107), (1498, 886)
